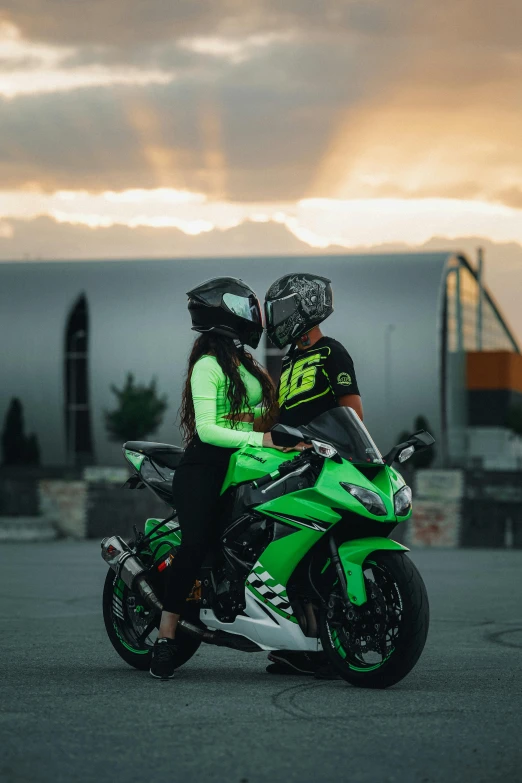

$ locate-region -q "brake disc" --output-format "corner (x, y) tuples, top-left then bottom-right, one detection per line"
(339, 579), (389, 660)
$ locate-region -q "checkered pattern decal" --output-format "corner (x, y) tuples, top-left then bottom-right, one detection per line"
(246, 561), (294, 616)
(112, 593), (125, 620)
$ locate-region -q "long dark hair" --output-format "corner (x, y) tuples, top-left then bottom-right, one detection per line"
(179, 333), (276, 444)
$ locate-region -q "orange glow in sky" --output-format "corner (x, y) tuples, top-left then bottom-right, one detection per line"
(1, 9), (522, 254)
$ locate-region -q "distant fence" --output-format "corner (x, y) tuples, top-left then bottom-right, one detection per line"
(0, 465), (168, 540)
(1, 465), (522, 545)
(407, 468), (522, 548)
(461, 469), (522, 548)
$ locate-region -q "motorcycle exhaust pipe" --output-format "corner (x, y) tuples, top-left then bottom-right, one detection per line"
(178, 619), (214, 643)
(178, 619), (262, 652)
(101, 535), (164, 613)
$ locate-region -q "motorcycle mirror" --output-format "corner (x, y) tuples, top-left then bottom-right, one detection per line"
(409, 430), (435, 448)
(384, 430), (435, 465)
(271, 423), (308, 447)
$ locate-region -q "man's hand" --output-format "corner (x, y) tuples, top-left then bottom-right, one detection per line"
(263, 432), (306, 452)
(282, 441), (312, 453)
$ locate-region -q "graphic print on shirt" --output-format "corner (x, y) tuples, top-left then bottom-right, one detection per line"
(278, 352), (323, 405)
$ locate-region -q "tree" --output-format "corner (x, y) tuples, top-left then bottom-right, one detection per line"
(105, 373), (168, 442)
(1, 397), (41, 465)
(393, 415), (436, 469)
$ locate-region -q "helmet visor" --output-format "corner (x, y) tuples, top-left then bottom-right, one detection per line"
(265, 294), (299, 328)
(222, 293), (262, 324)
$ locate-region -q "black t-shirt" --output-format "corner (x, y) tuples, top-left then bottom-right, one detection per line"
(277, 337), (360, 427)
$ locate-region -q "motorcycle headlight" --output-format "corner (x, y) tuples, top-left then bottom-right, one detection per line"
(340, 483), (387, 516)
(394, 485), (412, 516)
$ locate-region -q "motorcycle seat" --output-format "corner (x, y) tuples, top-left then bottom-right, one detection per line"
(123, 441), (185, 470)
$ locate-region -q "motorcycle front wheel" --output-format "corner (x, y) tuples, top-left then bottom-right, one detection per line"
(102, 568), (201, 671)
(320, 551), (429, 689)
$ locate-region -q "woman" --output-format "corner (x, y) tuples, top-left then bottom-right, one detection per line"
(150, 276), (282, 679)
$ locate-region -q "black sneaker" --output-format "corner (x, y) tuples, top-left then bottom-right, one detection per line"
(266, 651), (318, 676)
(266, 651), (340, 679)
(313, 661), (340, 680)
(150, 638), (178, 680)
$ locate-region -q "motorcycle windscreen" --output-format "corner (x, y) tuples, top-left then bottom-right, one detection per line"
(301, 407), (384, 464)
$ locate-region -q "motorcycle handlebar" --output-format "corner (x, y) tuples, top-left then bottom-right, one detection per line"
(252, 452), (312, 489)
(253, 471), (278, 489)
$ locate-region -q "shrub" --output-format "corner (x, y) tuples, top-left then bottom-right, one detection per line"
(105, 373), (168, 442)
(1, 398), (41, 465)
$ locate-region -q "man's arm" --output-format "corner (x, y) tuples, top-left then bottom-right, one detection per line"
(324, 340), (362, 419)
(337, 393), (363, 421)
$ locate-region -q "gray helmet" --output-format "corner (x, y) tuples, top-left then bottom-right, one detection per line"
(264, 273), (333, 349)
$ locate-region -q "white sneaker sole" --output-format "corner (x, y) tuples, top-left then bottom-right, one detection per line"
(149, 669), (176, 679)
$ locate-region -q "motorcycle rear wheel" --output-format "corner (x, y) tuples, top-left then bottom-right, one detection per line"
(102, 568), (201, 671)
(320, 551), (429, 689)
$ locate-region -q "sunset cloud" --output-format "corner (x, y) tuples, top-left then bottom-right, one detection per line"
(0, 22), (175, 97)
(0, 1), (521, 245)
(2, 187), (522, 251)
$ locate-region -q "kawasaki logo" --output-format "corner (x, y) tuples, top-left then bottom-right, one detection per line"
(337, 372), (352, 385)
(243, 452), (267, 464)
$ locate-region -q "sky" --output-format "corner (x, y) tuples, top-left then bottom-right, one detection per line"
(1, 1), (522, 283)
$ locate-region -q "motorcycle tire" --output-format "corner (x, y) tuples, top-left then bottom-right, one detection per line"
(320, 551), (429, 689)
(102, 568), (202, 671)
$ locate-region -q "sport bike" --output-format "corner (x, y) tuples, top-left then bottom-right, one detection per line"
(101, 407), (434, 688)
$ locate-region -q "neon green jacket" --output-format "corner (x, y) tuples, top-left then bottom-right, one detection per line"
(191, 355), (264, 449)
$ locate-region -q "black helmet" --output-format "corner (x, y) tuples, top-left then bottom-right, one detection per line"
(265, 273), (333, 349)
(187, 276), (263, 349)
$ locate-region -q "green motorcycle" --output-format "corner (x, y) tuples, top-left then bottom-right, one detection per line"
(101, 407), (433, 688)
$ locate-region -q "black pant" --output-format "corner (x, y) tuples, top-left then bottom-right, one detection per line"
(162, 456), (231, 615)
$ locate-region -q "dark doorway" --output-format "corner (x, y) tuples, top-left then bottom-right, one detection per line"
(64, 295), (94, 465)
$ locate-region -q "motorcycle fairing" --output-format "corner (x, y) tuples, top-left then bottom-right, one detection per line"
(200, 590), (322, 652)
(221, 447), (292, 492)
(337, 537), (409, 606)
(245, 457), (403, 595)
(144, 517), (181, 559)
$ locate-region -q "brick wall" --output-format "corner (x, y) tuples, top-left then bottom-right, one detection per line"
(408, 470), (464, 548)
(39, 480), (87, 539)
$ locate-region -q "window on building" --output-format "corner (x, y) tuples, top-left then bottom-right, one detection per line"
(446, 261), (518, 354)
(64, 295), (94, 465)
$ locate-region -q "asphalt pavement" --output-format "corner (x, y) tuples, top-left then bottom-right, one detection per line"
(1, 542), (521, 783)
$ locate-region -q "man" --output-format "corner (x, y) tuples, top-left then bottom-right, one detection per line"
(264, 272), (363, 677)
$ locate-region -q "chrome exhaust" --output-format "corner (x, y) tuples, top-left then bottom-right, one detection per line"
(101, 535), (163, 613)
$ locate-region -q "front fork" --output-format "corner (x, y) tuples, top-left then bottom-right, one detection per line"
(328, 533), (349, 600)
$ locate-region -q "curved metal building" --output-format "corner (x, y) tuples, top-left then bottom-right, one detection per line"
(0, 252), (519, 467)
